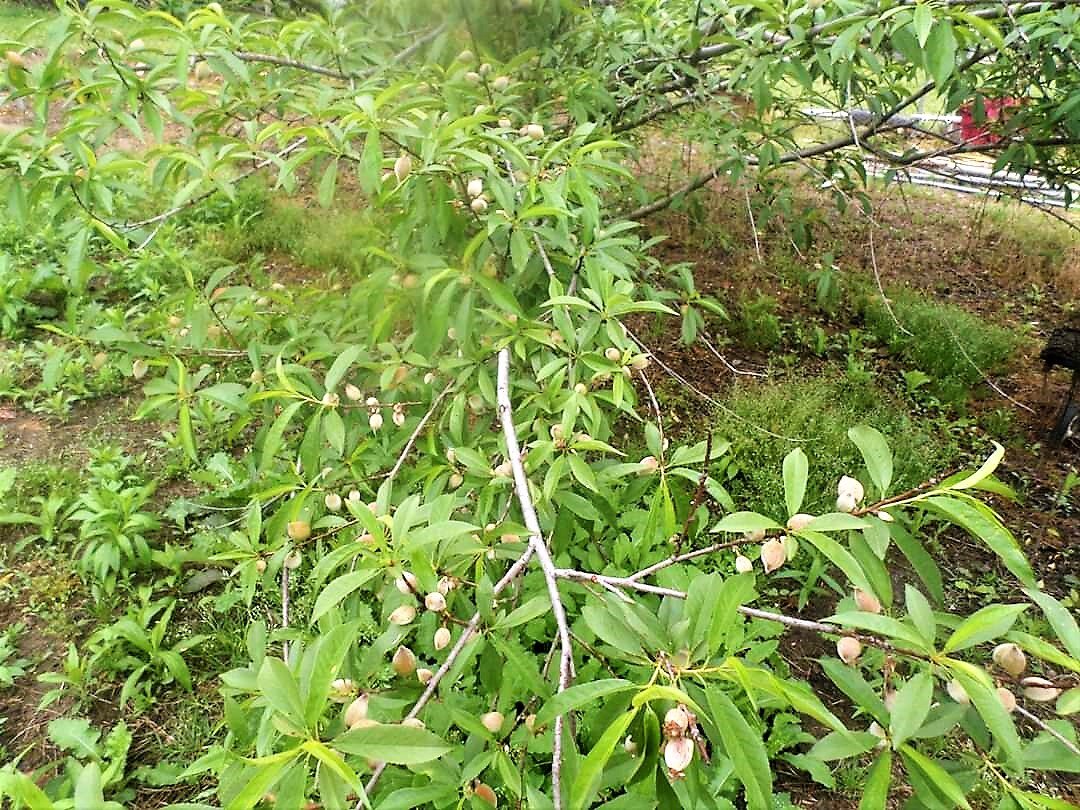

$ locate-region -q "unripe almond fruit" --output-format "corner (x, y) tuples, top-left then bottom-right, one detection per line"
(467, 178), (484, 198)
(402, 716), (426, 729)
(664, 736), (694, 774)
(947, 679), (970, 704)
(324, 493), (342, 511)
(481, 711), (504, 734)
(5, 50), (25, 69)
(663, 706), (690, 737)
(283, 550), (302, 569)
(492, 75), (510, 91)
(448, 472), (464, 489)
(525, 123), (544, 140)
(393, 153), (412, 182)
(132, 359), (149, 379)
(392, 408), (406, 427)
(760, 539), (786, 573)
(287, 520), (311, 541)
(389, 605), (416, 625)
(464, 70), (481, 83)
(424, 592), (446, 612)
(992, 643), (1027, 676)
(604, 347), (621, 362)
(623, 735), (638, 755)
(474, 783), (497, 807)
(524, 713), (537, 732)
(255, 558), (267, 573)
(498, 117), (512, 128)
(457, 49), (475, 63)
(330, 678), (355, 701)
(744, 528), (766, 542)
(416, 668), (434, 685)
(837, 475), (865, 502)
(345, 695), (369, 728)
(854, 589), (882, 614)
(837, 636), (863, 665)
(1021, 676), (1061, 702)
(997, 686), (1017, 713)
(345, 383), (362, 401)
(786, 513), (814, 532)
(470, 196), (488, 214)
(348, 489), (362, 503)
(835, 492), (857, 514)
(734, 555), (754, 574)
(392, 645), (416, 677)
(639, 455), (659, 473)
(395, 572), (418, 594)
(369, 412), (383, 431)
(434, 627), (452, 650)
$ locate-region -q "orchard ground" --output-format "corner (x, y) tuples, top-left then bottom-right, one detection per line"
(1, 1), (1080, 806)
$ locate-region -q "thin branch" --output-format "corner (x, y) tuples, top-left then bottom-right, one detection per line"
(1014, 705), (1080, 758)
(496, 348), (573, 810)
(360, 543), (537, 801)
(384, 381), (455, 486)
(280, 566), (291, 661)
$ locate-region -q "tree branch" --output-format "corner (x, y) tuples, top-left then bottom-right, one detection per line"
(496, 347), (573, 810)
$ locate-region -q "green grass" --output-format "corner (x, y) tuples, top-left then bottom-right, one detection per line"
(711, 372), (958, 517)
(860, 290), (1020, 405)
(0, 1), (52, 45)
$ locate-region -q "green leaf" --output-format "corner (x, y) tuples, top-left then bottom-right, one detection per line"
(495, 595), (552, 630)
(948, 443), (1004, 492)
(899, 745), (971, 809)
(809, 730), (881, 761)
(905, 585), (937, 646)
(332, 724), (452, 764)
(301, 623), (359, 725)
(848, 426), (893, 497)
(324, 346), (363, 393)
(913, 2), (933, 48)
(920, 496), (1035, 587)
(48, 717), (100, 758)
(706, 688), (773, 807)
(799, 531), (876, 599)
(943, 604), (1028, 653)
(710, 512), (782, 533)
(256, 658), (306, 729)
(889, 672), (934, 747)
(570, 708), (638, 810)
(859, 749), (893, 810)
(820, 658), (888, 724)
(825, 612), (931, 652)
(1057, 687), (1080, 715)
(925, 21), (957, 87)
(1023, 588), (1080, 661)
(310, 570), (379, 624)
(534, 680), (636, 728)
(318, 158), (338, 208)
(946, 659), (1023, 772)
(783, 448), (808, 517)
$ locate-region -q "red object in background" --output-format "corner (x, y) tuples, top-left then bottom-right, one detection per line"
(958, 97), (1021, 145)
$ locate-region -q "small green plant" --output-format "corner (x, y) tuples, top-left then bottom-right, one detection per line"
(736, 292), (783, 351)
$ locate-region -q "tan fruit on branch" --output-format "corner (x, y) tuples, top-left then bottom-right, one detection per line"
(734, 555), (754, 574)
(457, 49), (475, 63)
(1021, 676), (1061, 702)
(992, 643), (1027, 676)
(388, 605), (416, 625)
(470, 196), (488, 213)
(639, 455), (659, 473)
(492, 75), (510, 91)
(132, 359), (149, 379)
(392, 408), (406, 427)
(5, 50), (25, 68)
(467, 178), (484, 198)
(835, 492), (857, 513)
(997, 686), (1017, 713)
(481, 711), (504, 734)
(744, 528), (766, 542)
(287, 520), (311, 541)
(91, 352), (108, 370)
(391, 645), (416, 676)
(283, 551), (302, 570)
(623, 735), (638, 755)
(369, 412), (383, 431)
(760, 539), (786, 573)
(837, 475), (865, 503)
(524, 713), (537, 733)
(329, 678), (355, 702)
(416, 668), (434, 685)
(664, 736), (694, 775)
(345, 383), (363, 401)
(854, 589), (882, 614)
(946, 679), (970, 704)
(424, 592), (446, 612)
(434, 627), (452, 650)
(254, 558), (267, 573)
(604, 347), (621, 363)
(324, 493), (342, 511)
(393, 153), (412, 182)
(786, 513), (814, 532)
(663, 706), (690, 737)
(525, 123), (544, 140)
(345, 695), (369, 728)
(837, 636), (863, 665)
(449, 472), (464, 489)
(464, 70), (481, 83)
(474, 783), (497, 807)
(395, 572), (418, 594)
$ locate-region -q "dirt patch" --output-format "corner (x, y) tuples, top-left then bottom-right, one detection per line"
(0, 395), (162, 467)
